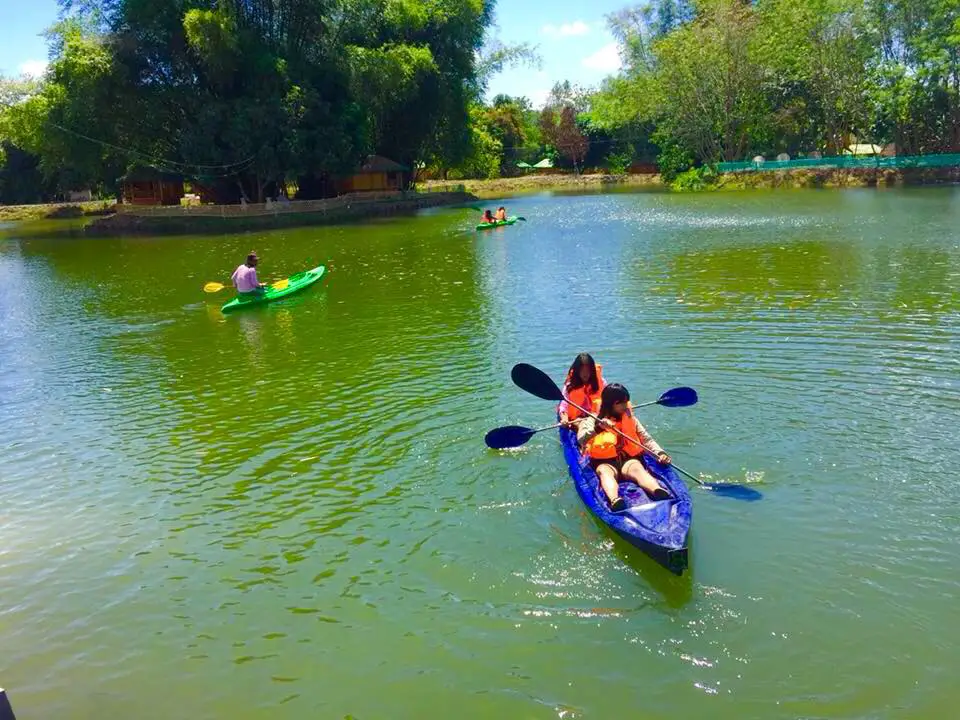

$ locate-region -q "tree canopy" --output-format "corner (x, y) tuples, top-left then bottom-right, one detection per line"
(1, 0), (510, 201)
(4, 0), (960, 200)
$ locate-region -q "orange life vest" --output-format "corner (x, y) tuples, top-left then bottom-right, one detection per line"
(584, 409), (645, 460)
(562, 363), (605, 420)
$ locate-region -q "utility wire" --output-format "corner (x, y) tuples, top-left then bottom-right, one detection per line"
(48, 122), (257, 176)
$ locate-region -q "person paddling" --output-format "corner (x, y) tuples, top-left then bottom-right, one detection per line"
(577, 383), (672, 510)
(559, 352), (605, 428)
(232, 252), (266, 295)
(481, 209), (495, 224)
(494, 206), (507, 222)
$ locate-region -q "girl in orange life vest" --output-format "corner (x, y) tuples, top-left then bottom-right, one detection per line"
(577, 383), (672, 511)
(558, 352), (605, 428)
(494, 206), (507, 221)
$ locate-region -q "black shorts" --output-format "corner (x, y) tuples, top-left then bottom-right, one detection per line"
(589, 455), (643, 474)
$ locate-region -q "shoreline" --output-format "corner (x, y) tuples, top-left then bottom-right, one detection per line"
(715, 166), (960, 190)
(0, 200), (115, 224)
(3, 166), (958, 233)
(2, 191), (477, 237)
(420, 173), (664, 198)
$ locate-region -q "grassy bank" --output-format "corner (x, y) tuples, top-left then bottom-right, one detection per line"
(422, 166), (960, 196)
(419, 173), (663, 198)
(0, 200), (115, 222)
(714, 166), (960, 191)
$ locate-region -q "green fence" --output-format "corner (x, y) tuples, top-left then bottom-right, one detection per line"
(717, 153), (960, 172)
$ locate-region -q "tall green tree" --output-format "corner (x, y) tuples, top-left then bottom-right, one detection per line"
(13, 0), (500, 199)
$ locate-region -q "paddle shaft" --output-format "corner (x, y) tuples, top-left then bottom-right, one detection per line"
(206, 278), (284, 292)
(562, 396), (703, 485)
(528, 422), (562, 435)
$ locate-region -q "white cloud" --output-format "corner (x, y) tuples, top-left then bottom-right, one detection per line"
(19, 59), (48, 78)
(529, 88), (551, 109)
(542, 20), (591, 38)
(581, 43), (621, 73)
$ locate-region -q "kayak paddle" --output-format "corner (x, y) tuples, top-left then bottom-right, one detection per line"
(485, 387), (697, 450)
(510, 363), (761, 500)
(485, 423), (561, 449)
(203, 278), (289, 293)
(633, 386), (698, 408)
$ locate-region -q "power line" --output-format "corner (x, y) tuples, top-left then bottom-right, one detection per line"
(48, 121), (257, 176)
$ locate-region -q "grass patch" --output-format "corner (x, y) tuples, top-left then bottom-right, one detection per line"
(0, 200), (116, 223)
(419, 173), (663, 198)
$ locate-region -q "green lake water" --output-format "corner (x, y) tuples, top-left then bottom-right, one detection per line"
(1, 188), (959, 718)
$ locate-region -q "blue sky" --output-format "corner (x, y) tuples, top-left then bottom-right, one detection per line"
(0, 0), (625, 105)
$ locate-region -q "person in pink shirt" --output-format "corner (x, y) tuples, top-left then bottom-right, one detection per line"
(231, 252), (266, 294)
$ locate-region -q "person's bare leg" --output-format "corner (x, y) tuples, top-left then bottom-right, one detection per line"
(621, 458), (670, 499)
(595, 463), (621, 505)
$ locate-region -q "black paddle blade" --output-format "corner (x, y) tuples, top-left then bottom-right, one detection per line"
(703, 483), (763, 501)
(484, 425), (537, 449)
(658, 386), (698, 408)
(510, 363), (564, 402)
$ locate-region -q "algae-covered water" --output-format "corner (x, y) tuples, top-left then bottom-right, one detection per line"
(2, 188), (958, 718)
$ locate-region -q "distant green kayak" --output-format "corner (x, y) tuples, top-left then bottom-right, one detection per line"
(476, 216), (519, 230)
(221, 265), (326, 313)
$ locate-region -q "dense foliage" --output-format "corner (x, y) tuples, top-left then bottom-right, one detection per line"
(0, 0), (505, 201)
(468, 0), (960, 179)
(3, 0), (960, 199)
(590, 0), (960, 174)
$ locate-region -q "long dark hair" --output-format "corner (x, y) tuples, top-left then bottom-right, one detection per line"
(598, 383), (630, 419)
(567, 352), (600, 392)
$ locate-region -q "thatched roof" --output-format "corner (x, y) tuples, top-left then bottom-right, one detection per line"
(356, 155), (408, 173)
(120, 165), (183, 183)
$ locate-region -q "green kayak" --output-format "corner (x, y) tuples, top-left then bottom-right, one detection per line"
(221, 265), (326, 313)
(476, 215), (519, 230)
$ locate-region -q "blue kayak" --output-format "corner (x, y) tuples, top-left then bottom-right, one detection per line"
(559, 424), (692, 574)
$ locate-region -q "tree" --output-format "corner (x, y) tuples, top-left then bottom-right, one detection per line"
(555, 106), (589, 173)
(652, 0), (770, 163)
(9, 0), (501, 199)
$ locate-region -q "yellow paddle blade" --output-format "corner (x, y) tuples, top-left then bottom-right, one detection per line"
(203, 282), (226, 293)
(271, 279), (289, 291)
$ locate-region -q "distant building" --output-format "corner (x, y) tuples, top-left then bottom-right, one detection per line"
(337, 155), (408, 193)
(120, 167), (184, 206)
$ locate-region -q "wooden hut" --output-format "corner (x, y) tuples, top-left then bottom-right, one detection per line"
(337, 155), (408, 193)
(120, 167), (184, 206)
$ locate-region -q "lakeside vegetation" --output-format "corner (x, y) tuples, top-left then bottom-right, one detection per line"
(2, 0), (960, 205)
(465, 0), (960, 188)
